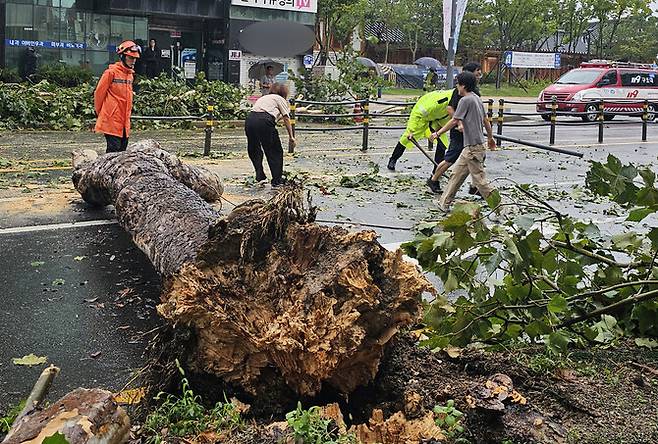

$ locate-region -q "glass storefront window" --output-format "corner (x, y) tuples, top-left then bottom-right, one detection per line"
(6, 3), (35, 41)
(110, 15), (133, 46)
(59, 8), (85, 44)
(134, 17), (148, 43)
(34, 6), (59, 42)
(4, 4), (146, 76)
(60, 48), (87, 68)
(85, 12), (110, 51)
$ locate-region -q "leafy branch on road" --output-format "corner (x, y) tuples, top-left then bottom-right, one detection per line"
(587, 154), (658, 222)
(403, 164), (658, 354)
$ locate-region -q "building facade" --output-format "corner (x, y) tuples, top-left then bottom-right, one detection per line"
(0, 0), (315, 84)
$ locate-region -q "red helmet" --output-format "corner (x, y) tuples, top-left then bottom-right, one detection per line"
(116, 40), (141, 58)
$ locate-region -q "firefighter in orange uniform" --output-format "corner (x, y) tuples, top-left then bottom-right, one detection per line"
(94, 40), (141, 153)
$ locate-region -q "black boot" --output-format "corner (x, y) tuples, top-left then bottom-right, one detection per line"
(387, 142), (406, 171)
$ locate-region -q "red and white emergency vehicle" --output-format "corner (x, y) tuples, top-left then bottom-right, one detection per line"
(537, 60), (658, 122)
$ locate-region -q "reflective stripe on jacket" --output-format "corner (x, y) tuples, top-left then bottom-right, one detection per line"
(94, 62), (134, 137)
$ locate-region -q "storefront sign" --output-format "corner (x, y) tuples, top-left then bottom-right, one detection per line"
(5, 39), (85, 50)
(181, 48), (197, 62)
(503, 51), (560, 69)
(231, 0), (317, 14)
(170, 31), (181, 38)
(181, 48), (197, 79)
(184, 61), (196, 79)
(229, 50), (242, 61)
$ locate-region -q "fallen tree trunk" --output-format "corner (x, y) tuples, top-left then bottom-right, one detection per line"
(72, 140), (433, 396)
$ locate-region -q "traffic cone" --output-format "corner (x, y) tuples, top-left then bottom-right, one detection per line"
(353, 102), (364, 123)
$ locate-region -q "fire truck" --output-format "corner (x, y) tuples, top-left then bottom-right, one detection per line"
(536, 60), (658, 122)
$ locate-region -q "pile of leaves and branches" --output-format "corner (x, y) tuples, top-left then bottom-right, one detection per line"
(32, 63), (95, 87)
(0, 74), (246, 130)
(403, 154), (658, 355)
(336, 163), (422, 194)
(289, 49), (389, 122)
(133, 74), (247, 127)
(0, 80), (95, 130)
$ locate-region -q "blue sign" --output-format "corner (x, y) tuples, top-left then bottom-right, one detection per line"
(181, 48), (197, 63)
(303, 54), (313, 68)
(5, 39), (86, 49)
(554, 53), (561, 68)
(503, 51), (513, 67)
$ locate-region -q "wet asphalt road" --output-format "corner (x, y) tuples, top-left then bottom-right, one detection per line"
(0, 224), (161, 411)
(1, 115), (657, 412)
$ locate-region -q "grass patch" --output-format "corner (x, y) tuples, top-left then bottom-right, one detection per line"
(286, 402), (356, 444)
(142, 360), (244, 444)
(479, 82), (548, 98)
(382, 82), (550, 98)
(1, 399), (25, 433)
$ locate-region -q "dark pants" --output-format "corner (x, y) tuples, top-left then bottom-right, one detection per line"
(105, 129), (128, 153)
(145, 61), (159, 78)
(390, 138), (446, 175)
(245, 111), (284, 185)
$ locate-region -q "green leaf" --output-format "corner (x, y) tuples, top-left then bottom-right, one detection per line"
(547, 295), (568, 314)
(611, 232), (642, 251)
(593, 314), (622, 343)
(43, 433), (69, 444)
(634, 338), (658, 349)
(51, 278), (65, 286)
(73, 256), (86, 261)
(639, 168), (655, 187)
(547, 331), (570, 353)
(514, 215), (535, 231)
(525, 320), (551, 338)
(504, 323), (523, 339)
(30, 261), (45, 267)
(13, 353), (47, 366)
(486, 189), (501, 209)
(484, 252), (503, 275)
(444, 271), (459, 293)
(441, 211), (472, 229)
(626, 207), (656, 222)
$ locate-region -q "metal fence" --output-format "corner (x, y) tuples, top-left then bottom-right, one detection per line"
(289, 96), (657, 152)
(131, 103), (216, 155)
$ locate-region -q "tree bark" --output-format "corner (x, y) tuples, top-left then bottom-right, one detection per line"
(2, 389), (130, 444)
(72, 140), (432, 397)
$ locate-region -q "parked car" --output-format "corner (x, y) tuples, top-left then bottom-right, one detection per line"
(537, 60), (658, 122)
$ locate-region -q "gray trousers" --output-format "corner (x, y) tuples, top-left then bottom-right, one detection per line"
(439, 143), (494, 208)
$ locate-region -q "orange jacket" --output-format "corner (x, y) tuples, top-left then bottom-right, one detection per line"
(94, 62), (134, 137)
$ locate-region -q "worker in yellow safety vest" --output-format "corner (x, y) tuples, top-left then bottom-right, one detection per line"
(386, 89), (453, 193)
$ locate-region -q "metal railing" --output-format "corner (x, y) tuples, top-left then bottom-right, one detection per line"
(131, 103), (215, 156)
(290, 97), (417, 152)
(290, 96), (656, 151)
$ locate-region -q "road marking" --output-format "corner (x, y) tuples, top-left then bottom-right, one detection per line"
(0, 219), (117, 235)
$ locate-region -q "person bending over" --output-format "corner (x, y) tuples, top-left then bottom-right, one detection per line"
(245, 82), (296, 187)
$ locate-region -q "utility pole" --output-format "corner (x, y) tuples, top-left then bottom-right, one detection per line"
(445, 0), (457, 88)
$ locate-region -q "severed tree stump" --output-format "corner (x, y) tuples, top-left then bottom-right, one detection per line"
(72, 140), (433, 396)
